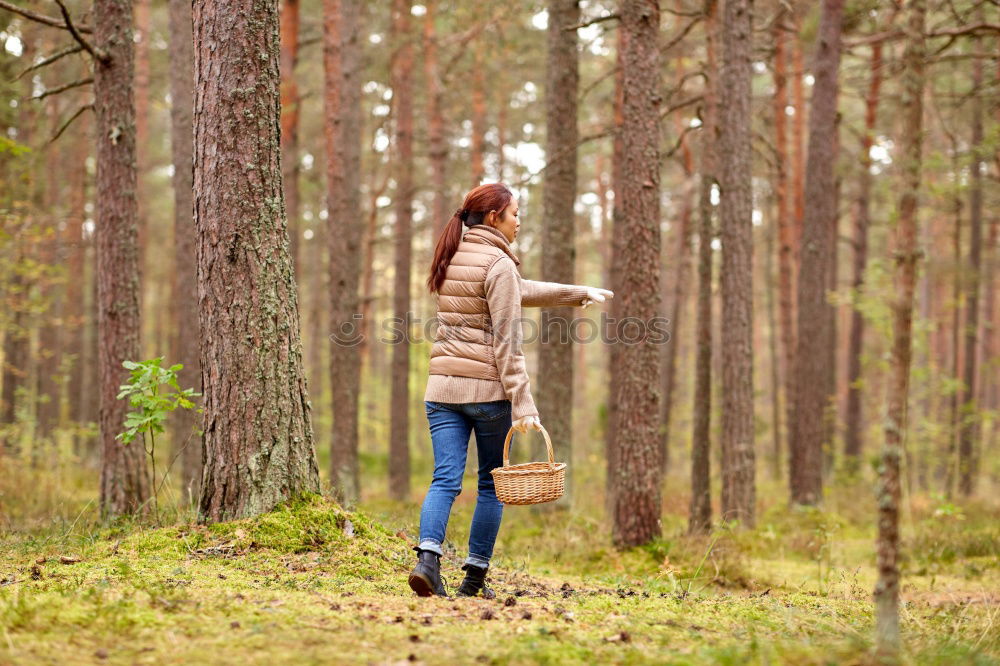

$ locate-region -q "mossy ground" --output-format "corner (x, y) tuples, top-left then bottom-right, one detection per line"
(1, 463), (998, 665)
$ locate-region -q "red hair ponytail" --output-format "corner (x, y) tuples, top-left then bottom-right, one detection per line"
(426, 183), (513, 293)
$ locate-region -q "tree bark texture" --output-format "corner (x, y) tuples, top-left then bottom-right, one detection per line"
(95, 0), (152, 518)
(280, 0), (302, 280)
(538, 0), (580, 508)
(689, 0), (717, 536)
(193, 0), (320, 522)
(389, 0), (414, 501)
(326, 0), (364, 503)
(423, 0), (449, 245)
(168, 0), (202, 503)
(610, 0), (662, 549)
(718, 0), (756, 526)
(958, 27), (984, 497)
(790, 0), (843, 506)
(844, 41), (882, 461)
(876, 0), (924, 654)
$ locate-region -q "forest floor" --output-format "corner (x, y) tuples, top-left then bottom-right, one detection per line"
(1, 467), (998, 665)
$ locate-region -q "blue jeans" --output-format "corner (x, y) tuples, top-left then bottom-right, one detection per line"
(418, 399), (512, 569)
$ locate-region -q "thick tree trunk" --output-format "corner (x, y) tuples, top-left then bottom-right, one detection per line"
(193, 0), (320, 522)
(537, 0), (580, 507)
(718, 0), (755, 527)
(96, 0), (152, 518)
(875, 0), (924, 654)
(790, 0), (843, 506)
(326, 0), (364, 503)
(844, 41), (882, 462)
(610, 0), (662, 549)
(389, 0), (414, 501)
(689, 0), (717, 536)
(168, 0), (201, 502)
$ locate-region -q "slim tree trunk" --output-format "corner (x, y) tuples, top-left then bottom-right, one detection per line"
(280, 0), (303, 280)
(470, 47), (487, 185)
(538, 0), (580, 507)
(771, 12), (792, 480)
(790, 0), (843, 505)
(389, 0), (414, 501)
(689, 0), (717, 535)
(659, 42), (696, 475)
(423, 0), (449, 245)
(844, 41), (883, 463)
(875, 0), (924, 653)
(610, 0), (662, 548)
(168, 0), (201, 502)
(96, 0), (152, 518)
(326, 0), (364, 503)
(193, 0), (320, 522)
(604, 23), (626, 519)
(718, 0), (755, 527)
(958, 29), (984, 497)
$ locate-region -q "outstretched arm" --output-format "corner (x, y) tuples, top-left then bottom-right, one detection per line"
(519, 277), (591, 308)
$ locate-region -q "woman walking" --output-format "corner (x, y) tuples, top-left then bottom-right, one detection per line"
(409, 182), (613, 598)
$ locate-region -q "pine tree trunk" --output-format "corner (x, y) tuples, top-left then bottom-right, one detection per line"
(389, 0), (414, 501)
(958, 29), (984, 497)
(718, 0), (756, 526)
(326, 0), (364, 503)
(168, 0), (201, 502)
(280, 0), (302, 281)
(659, 46), (696, 475)
(65, 119), (90, 438)
(471, 48), (486, 186)
(423, 0), (449, 245)
(844, 41), (882, 462)
(790, 0), (843, 505)
(610, 0), (662, 548)
(689, 0), (717, 536)
(605, 21), (626, 520)
(96, 0), (152, 518)
(875, 0), (924, 653)
(193, 0), (320, 522)
(538, 0), (580, 508)
(770, 12), (790, 480)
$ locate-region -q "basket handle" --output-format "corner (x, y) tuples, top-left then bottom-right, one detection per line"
(502, 423), (554, 468)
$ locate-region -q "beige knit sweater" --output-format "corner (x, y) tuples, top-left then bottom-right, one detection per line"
(424, 225), (590, 420)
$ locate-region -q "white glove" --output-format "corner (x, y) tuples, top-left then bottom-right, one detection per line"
(582, 287), (614, 308)
(511, 415), (542, 433)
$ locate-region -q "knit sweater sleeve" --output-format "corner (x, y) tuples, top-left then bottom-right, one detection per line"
(485, 257), (539, 421)
(519, 277), (590, 308)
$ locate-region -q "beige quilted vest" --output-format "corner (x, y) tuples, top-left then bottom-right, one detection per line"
(428, 225), (520, 380)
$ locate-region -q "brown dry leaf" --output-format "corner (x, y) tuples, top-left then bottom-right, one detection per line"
(59, 555), (81, 564)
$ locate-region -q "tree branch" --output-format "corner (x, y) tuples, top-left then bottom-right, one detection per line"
(30, 76), (93, 101)
(49, 102), (93, 144)
(0, 0), (92, 32)
(928, 22), (1000, 37)
(53, 0), (108, 63)
(15, 44), (83, 80)
(563, 13), (619, 31)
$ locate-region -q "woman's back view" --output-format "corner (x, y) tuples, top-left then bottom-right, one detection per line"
(409, 182), (612, 598)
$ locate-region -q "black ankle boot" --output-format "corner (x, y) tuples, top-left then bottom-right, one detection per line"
(408, 548), (447, 597)
(456, 563), (493, 598)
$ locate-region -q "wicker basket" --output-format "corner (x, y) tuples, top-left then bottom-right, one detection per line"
(490, 424), (567, 505)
